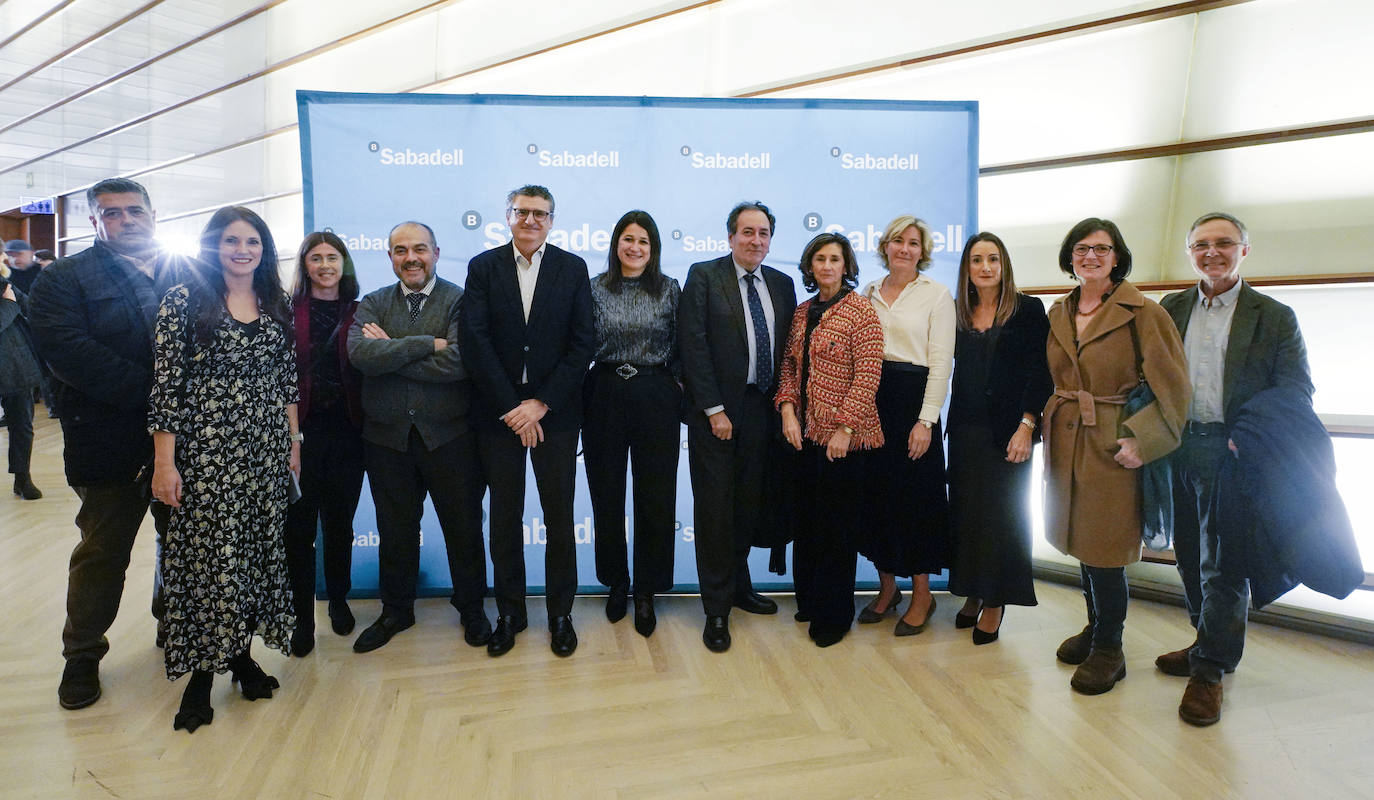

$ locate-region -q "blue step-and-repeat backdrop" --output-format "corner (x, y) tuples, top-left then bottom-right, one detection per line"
(296, 90), (978, 597)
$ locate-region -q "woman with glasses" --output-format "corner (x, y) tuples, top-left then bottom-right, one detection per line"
(946, 233), (1053, 645)
(282, 232), (366, 654)
(582, 210), (681, 637)
(1042, 218), (1189, 694)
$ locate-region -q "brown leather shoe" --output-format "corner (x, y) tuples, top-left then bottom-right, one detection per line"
(1056, 624), (1093, 665)
(1179, 676), (1223, 726)
(1070, 646), (1126, 695)
(1155, 641), (1196, 677)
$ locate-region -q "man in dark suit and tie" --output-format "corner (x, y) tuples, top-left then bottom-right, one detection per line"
(459, 185), (595, 658)
(678, 201), (797, 652)
(28, 177), (185, 709)
(346, 221), (490, 653)
(1156, 212), (1313, 727)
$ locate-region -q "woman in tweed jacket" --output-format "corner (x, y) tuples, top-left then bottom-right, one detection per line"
(776, 232), (885, 647)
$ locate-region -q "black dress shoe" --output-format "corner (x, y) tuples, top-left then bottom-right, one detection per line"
(290, 625), (315, 657)
(793, 610), (811, 623)
(352, 613), (415, 653)
(633, 595), (656, 637)
(810, 624), (848, 648)
(58, 658), (101, 710)
(328, 600), (355, 636)
(605, 584), (629, 623)
(733, 590), (778, 615)
(971, 607), (1004, 646)
(487, 615), (527, 657)
(703, 615), (731, 652)
(550, 616), (578, 657)
(461, 613), (493, 647)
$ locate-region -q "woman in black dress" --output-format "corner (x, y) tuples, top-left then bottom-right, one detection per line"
(583, 210), (681, 637)
(150, 206), (298, 733)
(946, 233), (1053, 644)
(283, 232), (366, 654)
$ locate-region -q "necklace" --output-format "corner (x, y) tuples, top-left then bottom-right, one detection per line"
(1076, 302), (1101, 317)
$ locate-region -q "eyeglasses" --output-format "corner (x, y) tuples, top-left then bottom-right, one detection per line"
(1187, 239), (1242, 253)
(509, 208), (551, 221)
(1071, 244), (1114, 257)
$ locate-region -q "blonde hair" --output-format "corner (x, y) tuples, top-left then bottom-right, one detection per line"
(876, 215), (934, 273)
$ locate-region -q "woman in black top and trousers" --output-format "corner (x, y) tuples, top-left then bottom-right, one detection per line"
(583, 210), (682, 637)
(946, 233), (1053, 644)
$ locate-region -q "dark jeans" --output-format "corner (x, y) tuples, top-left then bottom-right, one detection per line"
(582, 366), (680, 596)
(686, 387), (771, 616)
(365, 429), (488, 620)
(1173, 429), (1249, 681)
(283, 419), (366, 628)
(62, 481), (168, 661)
(478, 427), (580, 621)
(2, 393), (33, 475)
(1080, 563), (1127, 649)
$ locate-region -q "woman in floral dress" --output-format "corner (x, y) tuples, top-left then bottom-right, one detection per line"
(149, 206), (300, 733)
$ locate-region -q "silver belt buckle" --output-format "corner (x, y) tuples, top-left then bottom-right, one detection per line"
(615, 363), (638, 380)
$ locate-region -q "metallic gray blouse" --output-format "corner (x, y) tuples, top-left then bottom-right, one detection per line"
(590, 272), (680, 377)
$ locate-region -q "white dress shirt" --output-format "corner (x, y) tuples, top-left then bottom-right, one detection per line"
(862, 274), (956, 423)
(400, 274), (437, 313)
(514, 241), (546, 322)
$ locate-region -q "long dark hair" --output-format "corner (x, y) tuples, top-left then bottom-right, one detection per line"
(605, 210), (666, 296)
(293, 230), (359, 302)
(955, 232), (1019, 330)
(188, 206), (290, 345)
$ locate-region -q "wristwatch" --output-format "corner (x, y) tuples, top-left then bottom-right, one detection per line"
(1019, 418), (1036, 431)
(919, 420), (933, 429)
(290, 431), (305, 443)
(840, 425), (855, 435)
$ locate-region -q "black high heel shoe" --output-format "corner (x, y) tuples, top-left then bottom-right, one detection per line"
(954, 601), (981, 629)
(228, 656), (280, 701)
(971, 606), (1004, 646)
(857, 589), (903, 624)
(173, 670), (214, 733)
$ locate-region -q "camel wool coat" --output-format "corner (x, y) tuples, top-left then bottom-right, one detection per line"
(1042, 280), (1190, 568)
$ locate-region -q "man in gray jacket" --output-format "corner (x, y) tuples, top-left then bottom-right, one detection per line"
(346, 221), (489, 653)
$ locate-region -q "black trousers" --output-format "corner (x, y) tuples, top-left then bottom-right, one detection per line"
(793, 442), (862, 636)
(364, 429), (487, 619)
(2, 393), (34, 475)
(283, 419), (366, 628)
(582, 366), (680, 596)
(62, 480), (168, 661)
(477, 427), (579, 621)
(686, 386), (771, 617)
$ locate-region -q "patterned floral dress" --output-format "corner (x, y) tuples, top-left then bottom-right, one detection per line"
(149, 284), (298, 678)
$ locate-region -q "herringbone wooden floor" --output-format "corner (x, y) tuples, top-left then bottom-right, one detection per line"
(4, 407), (1374, 799)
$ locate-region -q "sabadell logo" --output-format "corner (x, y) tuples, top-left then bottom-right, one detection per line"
(369, 140), (464, 166)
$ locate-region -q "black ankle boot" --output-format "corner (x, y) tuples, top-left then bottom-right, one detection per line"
(228, 651), (279, 700)
(13, 473), (41, 500)
(173, 671), (214, 733)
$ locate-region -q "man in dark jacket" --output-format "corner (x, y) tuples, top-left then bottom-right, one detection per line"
(1157, 211), (1313, 727)
(28, 177), (185, 710)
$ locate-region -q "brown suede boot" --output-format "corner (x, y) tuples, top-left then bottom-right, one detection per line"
(1179, 676), (1223, 726)
(1070, 646), (1126, 695)
(1155, 641), (1196, 677)
(1056, 624), (1094, 665)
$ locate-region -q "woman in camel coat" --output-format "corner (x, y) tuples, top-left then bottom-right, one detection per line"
(1042, 218), (1189, 696)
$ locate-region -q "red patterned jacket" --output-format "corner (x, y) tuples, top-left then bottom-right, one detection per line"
(775, 289), (885, 449)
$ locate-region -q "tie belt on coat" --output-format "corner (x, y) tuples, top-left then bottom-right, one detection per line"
(1050, 388), (1128, 427)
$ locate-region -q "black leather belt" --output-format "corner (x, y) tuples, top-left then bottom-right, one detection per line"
(1184, 420), (1228, 436)
(598, 362), (665, 380)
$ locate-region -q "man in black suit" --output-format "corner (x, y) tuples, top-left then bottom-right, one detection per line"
(346, 221), (490, 653)
(28, 177), (185, 709)
(678, 201), (797, 652)
(459, 185), (595, 658)
(1157, 212), (1313, 727)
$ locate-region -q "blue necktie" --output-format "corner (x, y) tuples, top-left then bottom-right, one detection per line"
(744, 272), (772, 392)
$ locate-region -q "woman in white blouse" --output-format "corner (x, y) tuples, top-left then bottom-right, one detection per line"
(858, 215), (956, 636)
